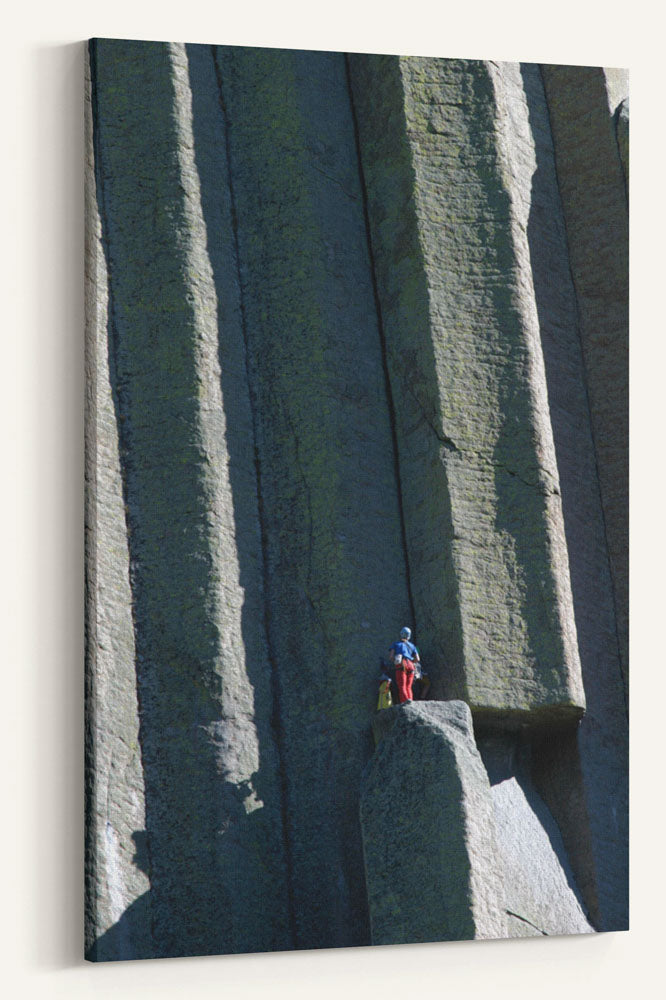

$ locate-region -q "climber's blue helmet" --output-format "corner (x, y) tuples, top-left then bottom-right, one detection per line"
(400, 627), (412, 640)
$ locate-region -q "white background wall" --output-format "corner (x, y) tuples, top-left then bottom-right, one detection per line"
(2, 1), (663, 997)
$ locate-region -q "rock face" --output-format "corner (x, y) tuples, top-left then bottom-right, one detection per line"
(202, 45), (413, 949)
(479, 736), (593, 937)
(86, 40), (629, 959)
(88, 40), (291, 959)
(616, 98), (629, 193)
(537, 65), (629, 931)
(85, 49), (153, 961)
(347, 55), (585, 727)
(362, 703), (507, 944)
(508, 63), (628, 933)
(540, 65), (629, 691)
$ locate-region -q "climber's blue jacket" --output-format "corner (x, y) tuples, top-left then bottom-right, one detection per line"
(389, 640), (419, 662)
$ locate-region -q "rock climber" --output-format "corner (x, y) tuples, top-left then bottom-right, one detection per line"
(388, 627), (420, 703)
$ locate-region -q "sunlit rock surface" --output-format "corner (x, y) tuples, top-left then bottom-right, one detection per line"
(86, 41), (629, 959)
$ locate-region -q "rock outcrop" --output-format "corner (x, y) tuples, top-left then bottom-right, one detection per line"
(347, 55), (585, 727)
(202, 45), (413, 949)
(85, 49), (152, 961)
(538, 65), (629, 930)
(362, 702), (507, 944)
(86, 40), (629, 959)
(479, 735), (594, 937)
(540, 65), (629, 691)
(88, 40), (291, 959)
(616, 98), (629, 193)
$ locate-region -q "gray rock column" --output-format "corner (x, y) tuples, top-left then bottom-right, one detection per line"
(208, 44), (414, 950)
(540, 64), (629, 689)
(87, 42), (629, 952)
(604, 71), (629, 196)
(616, 98), (629, 196)
(479, 735), (593, 937)
(361, 702), (507, 944)
(85, 48), (153, 961)
(89, 38), (291, 958)
(519, 62), (628, 933)
(602, 68), (629, 115)
(348, 55), (584, 726)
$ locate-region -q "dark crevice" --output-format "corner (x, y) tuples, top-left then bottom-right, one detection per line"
(278, 407), (336, 659)
(209, 43), (299, 949)
(311, 163), (359, 200)
(506, 909), (548, 935)
(402, 382), (559, 496)
(281, 408), (315, 595)
(344, 52), (418, 634)
(402, 343), (562, 497)
(491, 461), (560, 497)
(402, 379), (460, 452)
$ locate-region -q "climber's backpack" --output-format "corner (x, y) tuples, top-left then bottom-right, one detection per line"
(377, 677), (393, 711)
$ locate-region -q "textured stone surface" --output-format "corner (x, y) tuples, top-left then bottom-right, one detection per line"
(532, 721), (628, 932)
(511, 62), (628, 933)
(479, 736), (593, 937)
(206, 44), (413, 950)
(348, 55), (584, 725)
(541, 64), (629, 691)
(84, 48), (153, 962)
(537, 64), (629, 931)
(89, 39), (291, 959)
(362, 702), (507, 944)
(616, 98), (629, 193)
(494, 779), (592, 937)
(86, 43), (629, 956)
(603, 68), (629, 115)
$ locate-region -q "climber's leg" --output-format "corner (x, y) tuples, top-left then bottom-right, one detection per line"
(404, 664), (414, 702)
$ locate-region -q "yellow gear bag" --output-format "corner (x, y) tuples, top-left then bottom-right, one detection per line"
(377, 679), (393, 711)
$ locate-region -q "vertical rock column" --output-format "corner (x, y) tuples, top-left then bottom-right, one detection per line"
(615, 98), (629, 194)
(540, 65), (629, 688)
(513, 61), (628, 931)
(348, 56), (585, 726)
(361, 702), (507, 944)
(85, 48), (153, 961)
(603, 68), (630, 119)
(90, 39), (291, 958)
(478, 735), (593, 937)
(212, 45), (414, 949)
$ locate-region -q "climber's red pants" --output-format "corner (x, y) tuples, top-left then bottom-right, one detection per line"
(395, 660), (415, 703)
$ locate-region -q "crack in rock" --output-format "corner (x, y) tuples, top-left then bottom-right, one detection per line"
(506, 909), (549, 935)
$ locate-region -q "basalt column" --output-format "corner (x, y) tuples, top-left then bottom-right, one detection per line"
(89, 39), (291, 958)
(533, 63), (629, 930)
(540, 65), (629, 689)
(210, 45), (413, 949)
(348, 55), (585, 727)
(361, 703), (507, 944)
(87, 42), (629, 953)
(85, 48), (153, 962)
